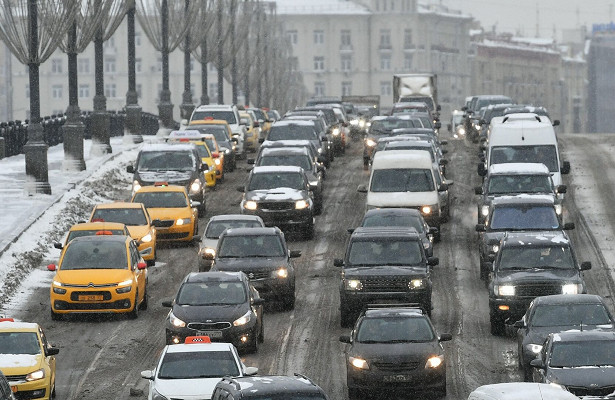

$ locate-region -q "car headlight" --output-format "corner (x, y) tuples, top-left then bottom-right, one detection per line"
(25, 368), (45, 382)
(473, 123), (480, 130)
(53, 280), (63, 287)
(295, 200), (309, 209)
(169, 311), (186, 328)
(481, 205), (489, 217)
(53, 287), (66, 294)
(491, 244), (500, 253)
(190, 179), (202, 193)
(332, 128), (340, 136)
(496, 285), (515, 296)
(116, 285), (132, 294)
(140, 233), (152, 243)
(345, 279), (363, 290)
(309, 180), (319, 187)
(317, 148), (323, 154)
(224, 148), (231, 154)
(365, 138), (376, 147)
(349, 356), (369, 370)
(554, 204), (562, 215)
(409, 279), (424, 289)
(244, 200), (258, 210)
(526, 344), (543, 354)
(214, 158), (221, 166)
(425, 355), (444, 368)
(457, 127), (465, 135)
(132, 181), (142, 193)
(232, 145), (237, 151)
(233, 310), (252, 326)
(202, 248), (215, 257)
(562, 283), (582, 295)
(273, 268), (288, 278)
(421, 205), (432, 215)
(208, 164), (215, 171)
(176, 218), (191, 226)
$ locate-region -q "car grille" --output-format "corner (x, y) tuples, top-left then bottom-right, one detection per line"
(567, 385), (615, 397)
(188, 322), (232, 330)
(258, 201), (295, 211)
(245, 270), (271, 280)
(158, 232), (190, 240)
(70, 291), (112, 301)
(373, 361), (420, 371)
(515, 283), (563, 297)
(63, 283), (117, 288)
(157, 220), (175, 228)
(5, 374), (27, 382)
(362, 278), (411, 292)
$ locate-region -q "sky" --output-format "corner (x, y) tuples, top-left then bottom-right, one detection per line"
(437, 0), (614, 40)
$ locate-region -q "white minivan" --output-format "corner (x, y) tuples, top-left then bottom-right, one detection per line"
(358, 150), (448, 241)
(467, 382), (579, 400)
(479, 113), (570, 187)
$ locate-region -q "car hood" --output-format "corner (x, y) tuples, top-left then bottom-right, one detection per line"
(147, 208), (192, 221)
(548, 366), (615, 388)
(350, 341), (439, 361)
(127, 225), (151, 240)
(172, 303), (248, 322)
(495, 268), (580, 283)
(525, 325), (615, 346)
(213, 257), (288, 271)
(245, 189), (306, 202)
(344, 265), (428, 277)
(137, 170), (193, 183)
(154, 377), (224, 400)
(366, 191), (438, 208)
(55, 269), (133, 285)
(0, 354), (43, 375)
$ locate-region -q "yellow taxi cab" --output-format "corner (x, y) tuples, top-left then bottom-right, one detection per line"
(199, 134), (225, 181)
(167, 130), (217, 188)
(239, 111), (260, 152)
(54, 221), (130, 255)
(0, 318), (59, 400)
(47, 235), (148, 319)
(89, 202), (157, 266)
(131, 185), (199, 243)
(188, 119), (237, 172)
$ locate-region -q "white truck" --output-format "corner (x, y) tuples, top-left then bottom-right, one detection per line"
(393, 74), (439, 114)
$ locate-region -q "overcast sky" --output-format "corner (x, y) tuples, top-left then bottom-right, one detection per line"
(438, 0), (613, 40)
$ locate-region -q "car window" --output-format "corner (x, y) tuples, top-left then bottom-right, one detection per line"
(348, 239), (423, 265)
(490, 145), (558, 172)
(158, 350), (240, 379)
(356, 317), (434, 343)
(490, 205), (559, 230)
(248, 172), (305, 191)
(133, 192), (188, 208)
(257, 155), (312, 171)
(92, 208), (148, 226)
(487, 175), (553, 194)
(194, 144), (211, 158)
(137, 151), (195, 171)
(549, 341), (615, 367)
(218, 235), (285, 258)
(61, 240), (127, 270)
(370, 169), (434, 193)
(361, 215), (424, 233)
(268, 125), (318, 141)
(0, 332), (41, 355)
(67, 229), (125, 242)
(498, 246), (575, 270)
(176, 282), (247, 305)
(531, 304), (612, 327)
(192, 111), (237, 125)
(206, 221), (264, 239)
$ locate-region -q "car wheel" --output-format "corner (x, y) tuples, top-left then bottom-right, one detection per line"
(314, 200), (323, 216)
(258, 321), (264, 343)
(490, 311), (504, 336)
(247, 333), (259, 354)
(51, 381), (56, 398)
(434, 225), (442, 243)
(348, 388), (364, 400)
(282, 294), (295, 311)
(140, 287), (148, 311)
(128, 291), (139, 319)
(198, 201), (206, 217)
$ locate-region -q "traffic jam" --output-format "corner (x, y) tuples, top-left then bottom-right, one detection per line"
(1, 76), (615, 400)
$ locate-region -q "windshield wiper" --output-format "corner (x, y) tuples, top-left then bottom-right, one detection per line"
(533, 265), (567, 270)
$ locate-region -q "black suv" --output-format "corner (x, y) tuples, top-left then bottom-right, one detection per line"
(209, 227), (301, 310)
(340, 305), (451, 399)
(212, 374), (330, 400)
(335, 227), (438, 327)
(162, 271), (264, 352)
(238, 166), (315, 239)
(488, 232), (591, 335)
(127, 143), (208, 216)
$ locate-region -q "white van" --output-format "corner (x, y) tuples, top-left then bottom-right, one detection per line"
(358, 150), (448, 239)
(467, 382), (579, 400)
(479, 113), (570, 187)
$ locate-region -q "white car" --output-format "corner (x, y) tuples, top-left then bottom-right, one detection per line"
(189, 105), (247, 159)
(141, 337), (258, 400)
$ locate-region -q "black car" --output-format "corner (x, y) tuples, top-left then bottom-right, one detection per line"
(295, 105), (346, 156)
(251, 147), (325, 214)
(335, 227), (438, 327)
(363, 116), (419, 167)
(488, 232), (591, 335)
(354, 208), (437, 257)
(162, 271), (264, 352)
(126, 143), (208, 216)
(339, 305), (451, 399)
(209, 227), (300, 310)
(0, 370), (16, 400)
(476, 195), (575, 281)
(531, 331), (615, 397)
(238, 166), (315, 238)
(212, 374), (329, 400)
(515, 294), (614, 381)
(264, 120), (330, 162)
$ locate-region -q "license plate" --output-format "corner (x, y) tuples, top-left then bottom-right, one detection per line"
(383, 375), (412, 382)
(196, 330), (222, 338)
(78, 295), (103, 301)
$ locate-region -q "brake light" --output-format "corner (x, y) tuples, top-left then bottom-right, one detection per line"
(185, 336), (211, 344)
(179, 138), (190, 142)
(0, 318), (14, 322)
(212, 152), (219, 158)
(205, 117), (214, 120)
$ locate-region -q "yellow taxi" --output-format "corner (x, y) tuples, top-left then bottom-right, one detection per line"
(47, 235), (148, 319)
(167, 130), (217, 188)
(54, 221), (130, 255)
(89, 202), (157, 266)
(189, 119), (237, 172)
(199, 134), (225, 181)
(0, 318), (59, 400)
(131, 185), (199, 243)
(240, 111), (260, 152)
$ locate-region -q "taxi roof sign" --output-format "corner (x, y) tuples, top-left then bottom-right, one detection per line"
(0, 318), (15, 322)
(185, 336), (211, 344)
(154, 182), (169, 186)
(168, 130), (204, 140)
(95, 230), (114, 235)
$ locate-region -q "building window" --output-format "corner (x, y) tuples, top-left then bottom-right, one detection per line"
(313, 30), (324, 45)
(404, 29), (413, 48)
(379, 29), (391, 49)
(342, 81), (352, 96)
(287, 30), (298, 44)
(341, 30), (352, 46)
(135, 30), (141, 46)
(380, 81), (392, 96)
(314, 81), (325, 97)
(104, 57), (116, 73)
(78, 58), (90, 74)
(135, 58), (142, 73)
(208, 63), (216, 73)
(190, 58), (195, 72)
(289, 57), (298, 72)
(51, 59), (62, 74)
(314, 56), (325, 72)
(78, 84), (90, 98)
(25, 84), (29, 99)
(104, 37), (115, 48)
(52, 85), (63, 99)
(208, 83), (218, 101)
(105, 83), (116, 98)
(380, 54), (391, 71)
(404, 53), (413, 70)
(341, 54), (352, 72)
(157, 57), (162, 72)
(136, 83), (142, 98)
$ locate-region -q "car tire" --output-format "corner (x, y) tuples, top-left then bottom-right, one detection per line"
(258, 322), (264, 343)
(282, 294), (295, 311)
(198, 199), (207, 217)
(363, 157), (369, 170)
(128, 291), (139, 319)
(303, 221), (315, 240)
(51, 381), (56, 398)
(248, 333), (259, 354)
(434, 225), (442, 243)
(348, 388), (364, 400)
(490, 311), (505, 336)
(140, 287), (148, 311)
(314, 200), (323, 216)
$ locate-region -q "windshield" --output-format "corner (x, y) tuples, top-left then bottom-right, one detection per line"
(248, 172), (305, 191)
(399, 96), (435, 111)
(549, 341), (615, 367)
(489, 205), (559, 230)
(194, 144), (211, 159)
(487, 175), (553, 195)
(61, 240), (127, 270)
(490, 145), (558, 172)
(531, 304), (612, 327)
(498, 245), (575, 270)
(132, 192), (188, 208)
(0, 332), (41, 355)
(384, 145), (434, 161)
(191, 111), (237, 125)
(370, 119), (416, 135)
(137, 151), (195, 171)
(191, 125), (230, 142)
(361, 214), (424, 233)
(268, 125), (318, 141)
(370, 169), (434, 193)
(176, 282), (247, 305)
(67, 229), (126, 242)
(257, 155), (312, 171)
(91, 208), (147, 226)
(452, 114), (463, 124)
(158, 351), (239, 379)
(476, 98), (512, 110)
(348, 239), (423, 266)
(252, 109), (267, 120)
(357, 317), (434, 343)
(205, 220), (263, 239)
(204, 138), (218, 153)
(218, 235), (285, 258)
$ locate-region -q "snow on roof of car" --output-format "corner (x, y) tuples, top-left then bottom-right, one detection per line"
(141, 143), (195, 152)
(252, 166), (304, 174)
(165, 341), (235, 354)
(488, 163), (550, 175)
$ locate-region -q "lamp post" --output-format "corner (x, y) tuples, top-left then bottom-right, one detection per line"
(124, 0), (143, 143)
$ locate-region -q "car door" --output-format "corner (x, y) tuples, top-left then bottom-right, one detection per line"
(130, 241), (146, 297)
(532, 337), (551, 383)
(249, 285), (263, 329)
(40, 328), (56, 391)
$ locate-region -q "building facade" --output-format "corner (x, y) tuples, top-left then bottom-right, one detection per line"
(587, 34), (615, 133)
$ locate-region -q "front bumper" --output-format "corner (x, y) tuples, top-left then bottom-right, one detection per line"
(250, 277), (294, 300)
(341, 290), (431, 312)
(243, 208), (313, 228)
(51, 287), (136, 314)
(5, 374), (51, 400)
(489, 297), (533, 322)
(346, 361), (445, 392)
(155, 222), (195, 242)
(165, 322), (257, 349)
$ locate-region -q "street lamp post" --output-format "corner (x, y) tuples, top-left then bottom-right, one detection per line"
(180, 0), (194, 120)
(125, 1), (143, 143)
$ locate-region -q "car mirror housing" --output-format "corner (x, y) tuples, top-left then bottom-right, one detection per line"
(289, 250), (302, 258)
(475, 186), (483, 195)
(140, 370), (154, 380)
(427, 257), (439, 266)
(475, 224), (486, 232)
(161, 300), (173, 307)
(513, 320), (525, 329)
(439, 333), (452, 342)
(530, 359), (545, 369)
(127, 165), (135, 174)
(339, 335), (352, 344)
(334, 258), (344, 267)
(563, 222), (575, 230)
(357, 184), (368, 193)
(561, 161), (571, 175)
(580, 261), (592, 271)
(244, 366), (259, 376)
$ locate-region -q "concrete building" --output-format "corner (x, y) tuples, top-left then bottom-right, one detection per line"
(587, 32), (615, 133)
(276, 0), (473, 114)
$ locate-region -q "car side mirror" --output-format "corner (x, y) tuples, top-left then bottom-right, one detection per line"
(475, 224), (486, 232)
(137, 262), (147, 270)
(427, 257), (439, 266)
(258, 138), (264, 144)
(247, 159), (255, 165)
(439, 159), (449, 165)
(487, 253), (496, 262)
(530, 359), (545, 369)
(252, 298), (265, 306)
(461, 106), (467, 111)
(232, 137), (239, 143)
(478, 153), (485, 162)
(244, 367), (258, 376)
(339, 335), (352, 344)
(236, 186), (245, 193)
(140, 370), (154, 380)
(438, 183), (448, 192)
(429, 227), (439, 235)
(290, 250), (302, 258)
(475, 186), (483, 195)
(434, 122), (442, 129)
(161, 299), (173, 307)
(46, 347), (60, 356)
(553, 119), (560, 127)
(347, 228), (355, 234)
(199, 164), (208, 172)
(47, 264), (57, 271)
(334, 258), (344, 267)
(561, 161), (570, 175)
(580, 261), (592, 271)
(437, 105), (442, 111)
(477, 163), (486, 177)
(439, 333), (452, 342)
(357, 184), (368, 193)
(556, 185), (567, 194)
(513, 320), (525, 329)
(191, 201), (201, 209)
(127, 165), (135, 174)
(563, 222), (575, 230)
(53, 242), (63, 250)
